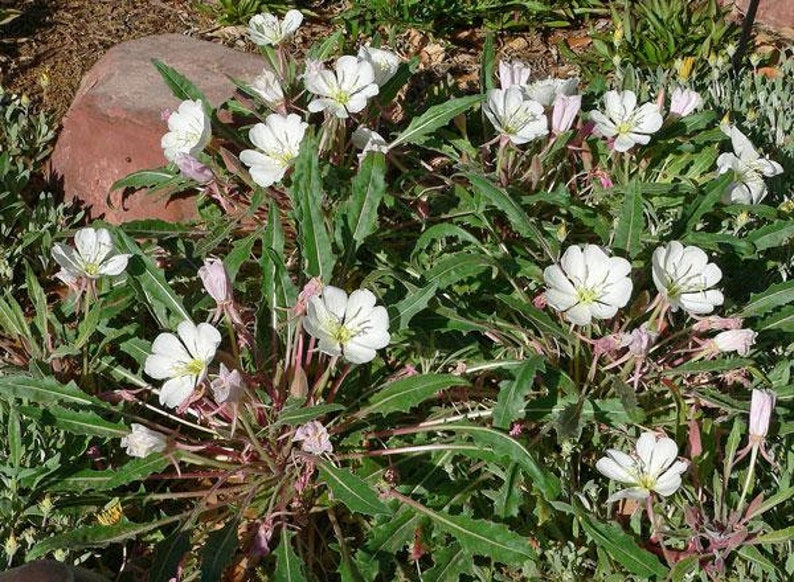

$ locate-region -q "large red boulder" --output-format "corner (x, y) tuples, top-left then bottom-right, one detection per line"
(50, 33), (264, 223)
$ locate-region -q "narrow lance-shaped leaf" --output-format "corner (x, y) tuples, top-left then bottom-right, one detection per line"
(201, 521), (239, 582)
(493, 356), (545, 430)
(274, 529), (308, 582)
(152, 59), (210, 114)
(0, 375), (104, 407)
(317, 462), (391, 517)
(390, 95), (484, 148)
(344, 152), (387, 249)
(741, 280), (794, 318)
(19, 405), (128, 438)
(613, 180), (643, 257)
(393, 281), (438, 331)
(359, 373), (469, 417)
(150, 532), (191, 582)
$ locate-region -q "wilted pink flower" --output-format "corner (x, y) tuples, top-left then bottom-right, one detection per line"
(749, 389), (775, 443)
(199, 258), (232, 305)
(294, 421), (333, 455)
(292, 277), (324, 316)
(692, 316), (744, 332)
(712, 329), (757, 356)
(210, 363), (244, 404)
(498, 60), (531, 89)
(621, 326), (658, 357)
(670, 87), (703, 117)
(175, 153), (213, 183)
(552, 94), (581, 134)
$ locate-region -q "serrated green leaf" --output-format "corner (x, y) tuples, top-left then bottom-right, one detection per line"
(359, 374), (468, 417)
(424, 543), (473, 582)
(318, 462), (391, 517)
(0, 375), (103, 407)
(201, 522), (238, 582)
(390, 95), (483, 148)
(748, 220), (794, 251)
(493, 463), (523, 519)
(364, 507), (418, 555)
(274, 403), (345, 427)
(493, 356), (545, 430)
(423, 252), (493, 290)
(111, 168), (177, 192)
(106, 453), (174, 489)
(753, 525), (794, 544)
(345, 152), (386, 249)
(577, 513), (667, 578)
(613, 180), (643, 257)
(758, 305), (794, 333)
(152, 59), (209, 111)
(677, 173), (732, 234)
(18, 405), (127, 438)
(275, 529), (308, 582)
(742, 280), (794, 318)
(393, 282), (437, 331)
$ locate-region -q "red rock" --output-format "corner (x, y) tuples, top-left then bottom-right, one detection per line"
(724, 0), (794, 36)
(49, 34), (264, 223)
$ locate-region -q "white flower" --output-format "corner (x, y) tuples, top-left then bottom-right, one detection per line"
(161, 99), (211, 163)
(293, 420), (333, 455)
(210, 363), (244, 404)
(51, 227), (130, 280)
(543, 244), (633, 326)
(144, 321), (222, 408)
(498, 60), (531, 89)
(357, 46), (400, 87)
(303, 286), (390, 364)
(596, 432), (688, 502)
(652, 241), (724, 314)
(669, 87), (703, 117)
(712, 329), (757, 356)
(716, 124), (783, 205)
(249, 69), (285, 108)
(352, 126), (389, 154)
(589, 90), (663, 152)
(749, 389), (775, 442)
(484, 86), (548, 144)
(239, 113), (308, 188)
(552, 94), (581, 134)
(247, 10), (303, 46)
(121, 424), (167, 458)
(525, 77), (579, 108)
(198, 258), (232, 305)
(305, 56), (379, 118)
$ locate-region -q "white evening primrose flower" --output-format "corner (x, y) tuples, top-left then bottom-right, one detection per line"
(352, 126), (389, 154)
(712, 328), (757, 356)
(716, 124), (783, 204)
(652, 241), (724, 315)
(589, 90), (663, 152)
(161, 99), (211, 163)
(669, 87), (703, 117)
(293, 420), (333, 455)
(357, 45), (400, 87)
(51, 227), (130, 280)
(498, 59), (531, 89)
(483, 86), (548, 145)
(543, 244), (633, 326)
(120, 423), (167, 458)
(144, 321), (222, 408)
(249, 69), (285, 109)
(303, 286), (390, 364)
(525, 77), (579, 108)
(552, 94), (582, 134)
(239, 113), (308, 188)
(305, 55), (379, 118)
(247, 10), (303, 46)
(596, 432), (688, 502)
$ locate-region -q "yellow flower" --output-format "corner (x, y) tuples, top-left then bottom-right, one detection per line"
(677, 56), (695, 81)
(96, 500), (123, 526)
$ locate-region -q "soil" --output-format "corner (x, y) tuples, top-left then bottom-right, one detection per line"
(0, 0), (583, 128)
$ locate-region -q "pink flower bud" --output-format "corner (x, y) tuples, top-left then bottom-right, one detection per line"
(292, 277), (324, 316)
(552, 94), (581, 134)
(498, 60), (531, 89)
(198, 258), (232, 304)
(175, 153), (213, 183)
(670, 87), (703, 117)
(749, 389), (775, 442)
(621, 326), (658, 356)
(210, 363), (244, 404)
(293, 420), (333, 455)
(712, 329), (757, 356)
(692, 316), (744, 332)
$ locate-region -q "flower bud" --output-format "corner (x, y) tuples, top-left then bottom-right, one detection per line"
(175, 153), (213, 183)
(498, 60), (531, 90)
(669, 87), (703, 117)
(249, 69), (285, 110)
(210, 363), (244, 404)
(749, 389), (775, 442)
(120, 424), (167, 458)
(712, 329), (757, 356)
(198, 258), (232, 305)
(552, 94), (581, 134)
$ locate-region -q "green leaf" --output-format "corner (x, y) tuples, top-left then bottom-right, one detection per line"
(0, 375), (103, 407)
(753, 525), (794, 544)
(114, 229), (191, 328)
(480, 33), (495, 93)
(151, 531), (191, 582)
(577, 513), (667, 578)
(152, 59), (210, 111)
(496, 293), (568, 339)
(758, 305), (794, 333)
(424, 543), (473, 582)
(748, 220), (794, 251)
(24, 262), (48, 348)
(394, 282), (438, 331)
(318, 462), (391, 517)
(677, 173), (732, 234)
(493, 357), (545, 429)
(390, 95), (483, 148)
(111, 168), (177, 192)
(670, 555), (699, 582)
(291, 134), (336, 280)
(28, 516), (181, 560)
(201, 522), (238, 582)
(748, 485), (794, 519)
(493, 463), (523, 519)
(364, 507), (418, 555)
(465, 173), (556, 261)
(274, 529), (308, 582)
(742, 280), (794, 318)
(345, 152), (387, 249)
(18, 405), (127, 438)
(106, 453), (174, 489)
(274, 403), (345, 428)
(308, 29), (343, 61)
(360, 374), (469, 417)
(423, 252), (493, 290)
(401, 499), (536, 564)
(613, 180), (643, 257)
(661, 358), (754, 376)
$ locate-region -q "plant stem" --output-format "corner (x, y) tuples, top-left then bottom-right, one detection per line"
(736, 444), (759, 517)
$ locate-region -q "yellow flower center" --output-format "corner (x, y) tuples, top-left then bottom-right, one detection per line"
(330, 322), (355, 345)
(332, 90), (351, 105)
(576, 287), (600, 305)
(180, 358), (206, 377)
(617, 121), (633, 135)
(83, 263), (100, 276)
